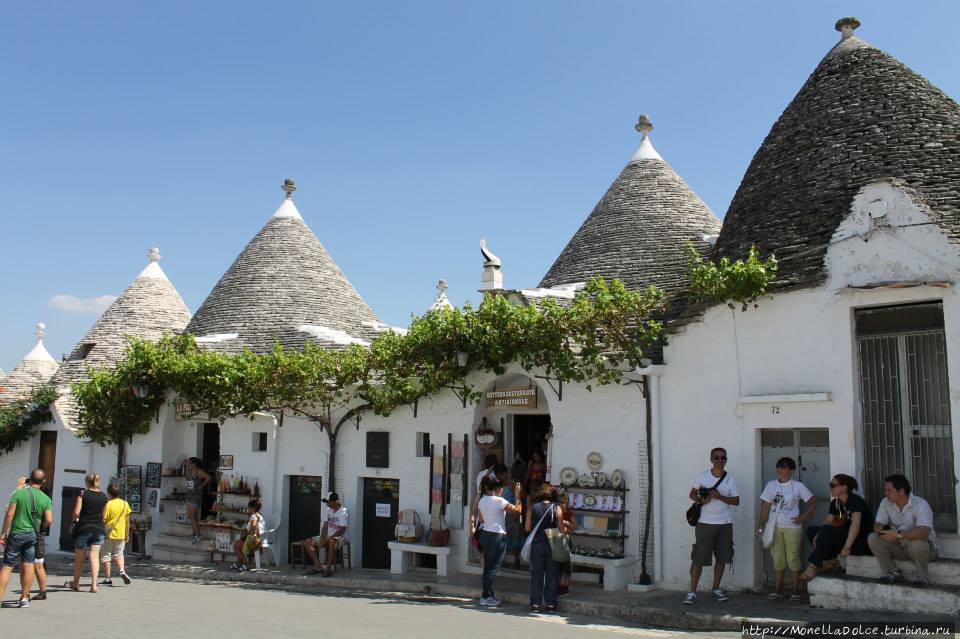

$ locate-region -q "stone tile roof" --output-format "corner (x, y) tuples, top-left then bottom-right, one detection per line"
(49, 251), (191, 426)
(186, 188), (382, 354)
(0, 328), (59, 406)
(540, 117), (721, 294)
(716, 25), (960, 290)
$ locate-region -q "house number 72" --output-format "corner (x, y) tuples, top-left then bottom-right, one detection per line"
(771, 406), (781, 414)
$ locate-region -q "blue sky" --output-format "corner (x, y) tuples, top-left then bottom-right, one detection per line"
(2, 2), (958, 372)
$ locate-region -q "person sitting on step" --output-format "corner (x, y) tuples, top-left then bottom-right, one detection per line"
(868, 474), (938, 587)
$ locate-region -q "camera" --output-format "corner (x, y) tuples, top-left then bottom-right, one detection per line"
(697, 487), (711, 500)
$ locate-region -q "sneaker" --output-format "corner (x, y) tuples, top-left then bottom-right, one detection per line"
(683, 592), (697, 605)
(911, 577), (929, 588)
(480, 596), (493, 606)
(191, 535), (199, 545)
(529, 603), (541, 612)
(100, 578), (113, 586)
(230, 563), (239, 571)
(120, 572), (131, 585)
(712, 589), (730, 602)
(486, 597), (502, 607)
(238, 565), (249, 572)
(18, 598), (29, 608)
(878, 570), (904, 584)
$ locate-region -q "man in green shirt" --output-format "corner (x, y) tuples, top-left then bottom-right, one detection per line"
(0, 469), (53, 608)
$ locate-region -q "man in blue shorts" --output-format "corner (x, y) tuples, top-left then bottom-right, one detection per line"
(0, 469), (53, 608)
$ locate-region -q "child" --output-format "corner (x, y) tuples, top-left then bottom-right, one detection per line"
(232, 499), (265, 571)
(102, 484), (133, 586)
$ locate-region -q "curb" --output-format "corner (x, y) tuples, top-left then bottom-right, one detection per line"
(126, 563), (754, 631)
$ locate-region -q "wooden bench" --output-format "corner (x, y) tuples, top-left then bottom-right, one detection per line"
(388, 541), (452, 577)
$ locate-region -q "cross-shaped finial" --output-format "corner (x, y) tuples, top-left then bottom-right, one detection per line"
(635, 114), (654, 137)
(282, 178), (297, 199)
(437, 279), (448, 294)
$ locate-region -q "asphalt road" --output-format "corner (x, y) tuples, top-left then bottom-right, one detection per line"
(0, 571), (736, 639)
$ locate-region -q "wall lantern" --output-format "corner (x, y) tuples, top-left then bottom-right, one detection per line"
(456, 350), (470, 368)
(132, 384), (150, 400)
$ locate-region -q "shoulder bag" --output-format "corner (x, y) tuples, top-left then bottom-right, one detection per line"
(829, 497), (849, 528)
(28, 488), (45, 560)
(686, 471), (727, 527)
(544, 507), (571, 562)
(520, 504), (553, 563)
(761, 482), (784, 549)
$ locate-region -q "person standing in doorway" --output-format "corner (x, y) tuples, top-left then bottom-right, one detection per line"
(101, 484), (133, 586)
(304, 492), (348, 577)
(476, 476), (522, 607)
(524, 449), (547, 495)
(684, 447), (739, 605)
(68, 473), (108, 593)
(757, 457), (816, 599)
(185, 457), (211, 545)
(0, 470), (53, 608)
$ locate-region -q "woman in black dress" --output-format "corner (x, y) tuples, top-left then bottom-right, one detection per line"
(800, 473), (873, 581)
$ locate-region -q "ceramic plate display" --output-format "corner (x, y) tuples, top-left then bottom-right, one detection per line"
(599, 495), (612, 511)
(595, 472), (609, 488)
(559, 467), (578, 486)
(583, 494), (598, 508)
(610, 469), (624, 489)
(586, 452), (603, 471)
(611, 495), (623, 512)
(577, 473), (595, 487)
(570, 493), (583, 509)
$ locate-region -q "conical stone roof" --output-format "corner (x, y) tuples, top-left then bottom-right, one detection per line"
(52, 248), (192, 388)
(0, 324), (59, 405)
(716, 18), (960, 289)
(540, 116), (721, 293)
(186, 181), (383, 353)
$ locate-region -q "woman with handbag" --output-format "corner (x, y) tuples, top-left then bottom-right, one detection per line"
(524, 483), (569, 613)
(799, 473), (873, 582)
(232, 499), (265, 572)
(473, 476), (522, 607)
(68, 473), (109, 593)
(757, 457), (816, 600)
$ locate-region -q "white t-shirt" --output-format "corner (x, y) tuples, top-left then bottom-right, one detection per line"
(478, 495), (510, 534)
(760, 479), (814, 528)
(876, 494), (937, 547)
(326, 506), (349, 537)
(476, 468), (495, 492)
(692, 470), (739, 525)
(247, 512), (265, 536)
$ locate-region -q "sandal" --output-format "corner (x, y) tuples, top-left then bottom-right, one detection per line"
(767, 592), (781, 600)
(65, 581), (80, 592)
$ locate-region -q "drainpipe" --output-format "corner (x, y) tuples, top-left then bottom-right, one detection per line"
(271, 414), (281, 515)
(650, 374), (664, 585)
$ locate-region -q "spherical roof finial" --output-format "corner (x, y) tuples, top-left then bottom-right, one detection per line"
(282, 178), (297, 199)
(835, 17), (861, 39)
(437, 278), (448, 293)
(35, 322), (46, 340)
(147, 247), (161, 263)
(635, 114), (654, 138)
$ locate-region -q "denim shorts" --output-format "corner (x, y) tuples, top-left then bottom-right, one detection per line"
(2, 531), (37, 566)
(73, 528), (106, 549)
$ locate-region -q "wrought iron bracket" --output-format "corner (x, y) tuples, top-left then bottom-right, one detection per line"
(534, 375), (562, 401)
(442, 384), (469, 408)
(623, 376), (649, 398)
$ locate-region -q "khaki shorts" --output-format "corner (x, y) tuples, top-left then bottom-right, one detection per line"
(102, 538), (126, 562)
(691, 523), (733, 567)
(769, 526), (803, 572)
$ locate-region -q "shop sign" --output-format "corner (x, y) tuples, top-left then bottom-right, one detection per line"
(485, 386), (537, 409)
(175, 400), (209, 422)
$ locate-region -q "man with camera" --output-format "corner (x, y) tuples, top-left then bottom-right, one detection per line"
(868, 474), (938, 586)
(684, 447), (739, 605)
(0, 469), (53, 608)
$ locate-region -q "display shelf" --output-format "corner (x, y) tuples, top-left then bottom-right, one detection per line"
(571, 531), (628, 540)
(221, 490), (255, 496)
(562, 485), (628, 492)
(569, 508), (628, 515)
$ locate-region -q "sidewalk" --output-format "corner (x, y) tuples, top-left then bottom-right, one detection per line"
(60, 554), (946, 632)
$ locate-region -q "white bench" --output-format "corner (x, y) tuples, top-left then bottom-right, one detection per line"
(387, 541), (452, 577)
(570, 553), (637, 591)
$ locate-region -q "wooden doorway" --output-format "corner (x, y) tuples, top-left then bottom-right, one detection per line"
(38, 431), (57, 498)
(288, 475), (324, 548)
(361, 478), (399, 569)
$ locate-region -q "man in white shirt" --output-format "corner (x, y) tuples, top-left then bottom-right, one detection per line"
(305, 492), (349, 577)
(868, 474), (938, 586)
(684, 447), (739, 606)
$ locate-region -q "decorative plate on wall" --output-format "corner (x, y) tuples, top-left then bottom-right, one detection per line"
(577, 473), (596, 487)
(586, 452), (603, 471)
(559, 467), (578, 486)
(595, 472), (609, 488)
(583, 494), (598, 508)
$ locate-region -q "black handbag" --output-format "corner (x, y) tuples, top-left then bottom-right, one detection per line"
(686, 472), (727, 527)
(27, 488), (45, 560)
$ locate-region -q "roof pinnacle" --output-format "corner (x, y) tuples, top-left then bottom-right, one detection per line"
(437, 278), (448, 294)
(835, 17), (861, 40)
(148, 247), (161, 263)
(282, 178), (297, 199)
(35, 322), (46, 342)
(635, 114), (654, 138)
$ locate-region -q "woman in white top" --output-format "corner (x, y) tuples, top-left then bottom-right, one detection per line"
(473, 476), (522, 607)
(757, 457), (816, 599)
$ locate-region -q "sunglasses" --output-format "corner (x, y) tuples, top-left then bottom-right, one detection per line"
(712, 456), (727, 461)
(829, 482), (840, 488)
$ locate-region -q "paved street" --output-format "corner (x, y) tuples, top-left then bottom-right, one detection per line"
(1, 571), (735, 639)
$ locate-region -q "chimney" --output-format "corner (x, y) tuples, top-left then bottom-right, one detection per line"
(479, 239), (503, 291)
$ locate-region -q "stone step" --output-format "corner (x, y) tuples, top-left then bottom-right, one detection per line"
(151, 543), (213, 564)
(156, 533), (214, 551)
(845, 555), (960, 586)
(809, 574), (960, 615)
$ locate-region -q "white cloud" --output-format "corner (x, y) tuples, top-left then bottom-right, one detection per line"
(48, 293), (117, 315)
